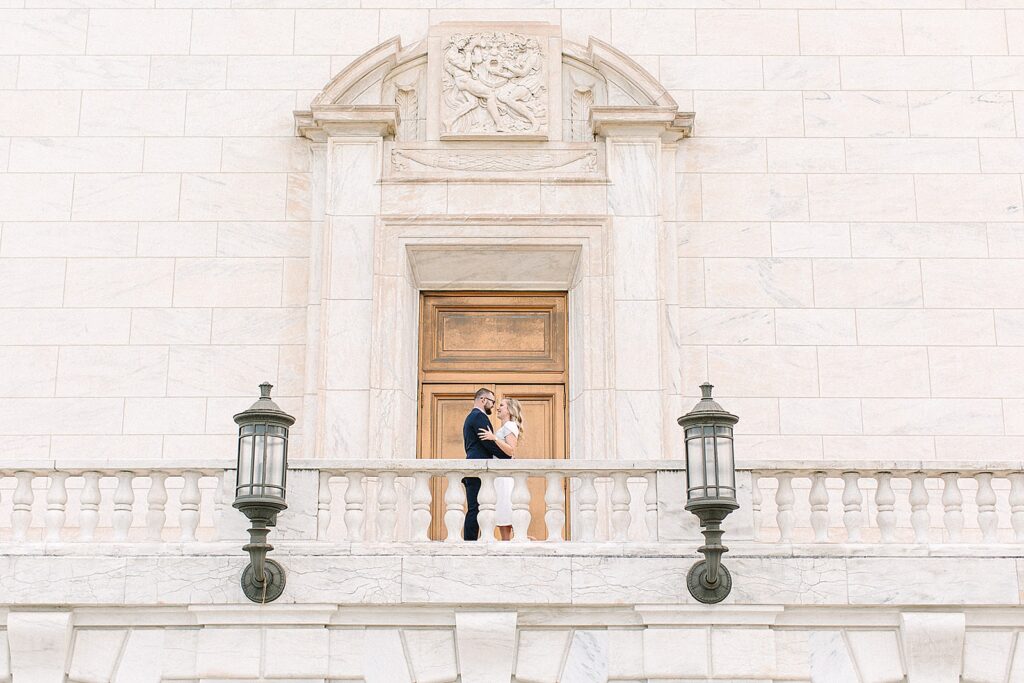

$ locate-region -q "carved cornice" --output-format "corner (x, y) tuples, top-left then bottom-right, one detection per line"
(589, 106), (694, 140)
(296, 104), (399, 140)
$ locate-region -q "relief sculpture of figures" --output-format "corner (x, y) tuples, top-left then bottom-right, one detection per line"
(442, 31), (547, 136)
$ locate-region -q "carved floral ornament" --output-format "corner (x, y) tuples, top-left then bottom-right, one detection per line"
(294, 24), (693, 145)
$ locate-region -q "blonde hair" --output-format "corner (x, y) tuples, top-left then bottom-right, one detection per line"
(503, 397), (525, 438)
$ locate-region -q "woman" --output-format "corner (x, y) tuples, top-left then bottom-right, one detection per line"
(478, 397), (524, 541)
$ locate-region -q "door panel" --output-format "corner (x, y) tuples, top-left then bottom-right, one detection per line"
(419, 382), (567, 540)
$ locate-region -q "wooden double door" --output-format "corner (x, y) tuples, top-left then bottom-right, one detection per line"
(418, 292), (568, 540)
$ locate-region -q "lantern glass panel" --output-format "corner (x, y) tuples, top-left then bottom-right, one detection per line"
(686, 428), (705, 498)
(236, 424), (256, 496)
(703, 430), (717, 496)
(264, 425), (287, 498)
(716, 426), (735, 496)
(252, 423), (267, 494)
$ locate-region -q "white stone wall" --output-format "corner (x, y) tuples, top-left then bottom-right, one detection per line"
(0, 4), (1022, 468)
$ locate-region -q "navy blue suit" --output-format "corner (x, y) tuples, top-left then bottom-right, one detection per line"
(462, 407), (508, 540)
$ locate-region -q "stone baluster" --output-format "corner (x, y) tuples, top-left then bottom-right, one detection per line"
(909, 472), (930, 543)
(610, 471), (631, 542)
(443, 472), (466, 543)
(545, 472), (566, 542)
(1009, 473), (1024, 543)
(79, 472), (101, 542)
(975, 472), (997, 544)
(112, 471), (135, 542)
(12, 471), (34, 542)
(750, 472), (762, 541)
(411, 472), (432, 542)
(377, 471), (399, 542)
(809, 471), (829, 543)
(510, 472), (531, 542)
(146, 471), (168, 542)
(841, 471), (863, 543)
(875, 472), (896, 543)
(179, 471), (201, 543)
(345, 472), (366, 542)
(940, 472), (963, 543)
(775, 472), (794, 543)
(643, 471), (658, 541)
(317, 471), (333, 540)
(44, 472), (69, 542)
(477, 472), (497, 543)
(577, 473), (598, 542)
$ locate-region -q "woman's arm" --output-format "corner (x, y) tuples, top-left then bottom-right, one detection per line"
(478, 427), (517, 458)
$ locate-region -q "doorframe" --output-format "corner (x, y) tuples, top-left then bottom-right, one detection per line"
(366, 215), (615, 463)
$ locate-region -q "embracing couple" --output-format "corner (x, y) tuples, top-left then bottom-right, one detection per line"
(461, 387), (525, 541)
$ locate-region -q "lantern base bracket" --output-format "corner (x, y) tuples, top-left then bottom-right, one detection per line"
(686, 559), (732, 604)
(241, 558), (286, 603)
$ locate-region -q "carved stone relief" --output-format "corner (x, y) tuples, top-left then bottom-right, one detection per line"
(387, 145), (600, 177)
(441, 31), (548, 138)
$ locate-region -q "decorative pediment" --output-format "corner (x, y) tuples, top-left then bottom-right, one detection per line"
(295, 22), (692, 142)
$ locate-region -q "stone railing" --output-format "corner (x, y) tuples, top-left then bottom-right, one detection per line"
(751, 462), (1024, 545)
(0, 459), (1021, 546)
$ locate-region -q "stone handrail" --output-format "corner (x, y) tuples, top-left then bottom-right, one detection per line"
(0, 459), (1021, 546)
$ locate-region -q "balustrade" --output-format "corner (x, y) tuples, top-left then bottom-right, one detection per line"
(2, 460), (1022, 548)
(751, 463), (1024, 545)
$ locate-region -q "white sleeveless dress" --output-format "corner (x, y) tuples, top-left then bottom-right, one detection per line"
(493, 420), (519, 526)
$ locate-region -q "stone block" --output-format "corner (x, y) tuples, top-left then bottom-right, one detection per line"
(930, 347), (1024, 397)
(124, 397), (207, 434)
(774, 630), (811, 680)
(607, 142), (658, 217)
(702, 173), (808, 221)
(68, 629), (127, 683)
(857, 309), (995, 346)
(799, 10), (903, 55)
(676, 138), (766, 173)
(381, 182), (447, 215)
(0, 173), (73, 221)
(150, 56), (227, 90)
(708, 345), (819, 397)
(852, 560), (1018, 604)
(112, 629), (164, 683)
(661, 56), (763, 90)
(922, 259), (1024, 308)
(737, 434), (824, 460)
(779, 398), (862, 435)
(642, 628), (708, 678)
(845, 138), (979, 173)
(18, 55), (149, 89)
(910, 91), (1016, 138)
(808, 631), (858, 683)
(66, 258), (175, 307)
(0, 90), (80, 136)
(6, 612), (73, 683)
(705, 257), (813, 308)
(916, 173), (1022, 221)
(185, 91), (297, 137)
(614, 300), (660, 389)
(323, 389), (369, 457)
(693, 91), (804, 137)
(137, 221), (218, 257)
(851, 221), (987, 257)
(56, 346), (168, 397)
(903, 9), (1008, 55)
(191, 9), (295, 55)
(610, 9), (696, 55)
(180, 173), (287, 221)
(615, 390), (663, 459)
(961, 630), (1014, 683)
(818, 347), (930, 397)
(196, 627), (261, 679)
(807, 174), (916, 221)
(516, 629), (570, 683)
(561, 630), (609, 683)
(711, 628), (775, 677)
(678, 222), (771, 257)
(144, 137), (222, 173)
(455, 612), (516, 683)
(681, 308), (774, 345)
(696, 9), (798, 55)
(130, 308), (212, 344)
(222, 138), (311, 173)
(974, 57), (1024, 89)
(763, 56), (840, 89)
(0, 308), (130, 345)
(167, 344), (279, 396)
(774, 309), (856, 345)
(900, 612), (965, 683)
(227, 55), (331, 90)
(823, 435), (935, 461)
(404, 629), (458, 683)
(0, 258), (66, 307)
(173, 257), (283, 307)
(981, 139), (1024, 172)
(841, 56), (974, 90)
(324, 299), (372, 389)
(607, 629), (643, 680)
(771, 222), (850, 257)
(0, 9), (87, 55)
(571, 557), (692, 605)
(80, 91), (186, 136)
(813, 258), (922, 308)
(86, 9), (191, 55)
(212, 307), (306, 345)
(328, 628), (364, 679)
(804, 91), (909, 137)
(72, 173), (181, 221)
(767, 138), (845, 173)
(404, 556), (571, 604)
(2, 220), (138, 256)
(262, 627), (330, 678)
(294, 9), (383, 56)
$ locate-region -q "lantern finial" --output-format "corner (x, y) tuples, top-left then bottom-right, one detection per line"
(259, 381), (273, 398)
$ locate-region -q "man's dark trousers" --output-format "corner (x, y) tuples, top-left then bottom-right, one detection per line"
(461, 406), (509, 541)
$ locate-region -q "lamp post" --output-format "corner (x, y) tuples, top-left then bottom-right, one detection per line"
(233, 382), (294, 603)
(678, 383), (739, 604)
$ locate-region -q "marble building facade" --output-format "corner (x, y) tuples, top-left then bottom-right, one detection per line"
(0, 4), (1023, 682)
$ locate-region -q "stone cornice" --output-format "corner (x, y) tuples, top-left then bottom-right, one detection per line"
(295, 104), (399, 140)
(589, 105), (694, 140)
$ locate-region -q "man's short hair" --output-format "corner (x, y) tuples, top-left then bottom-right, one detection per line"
(474, 388), (494, 401)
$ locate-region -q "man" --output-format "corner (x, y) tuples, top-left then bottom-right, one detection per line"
(462, 387), (510, 540)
